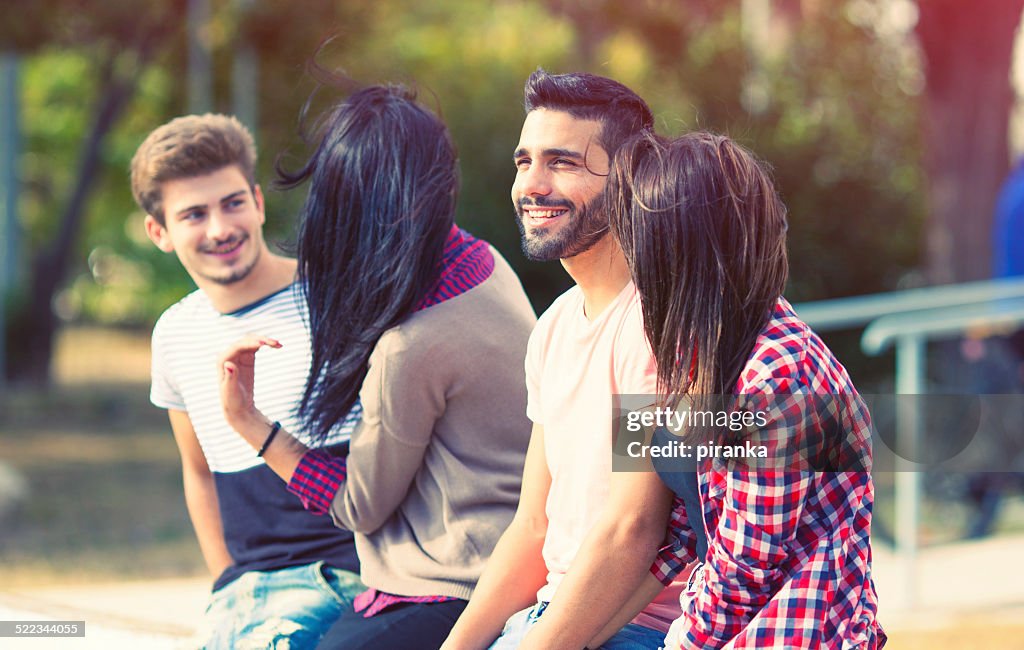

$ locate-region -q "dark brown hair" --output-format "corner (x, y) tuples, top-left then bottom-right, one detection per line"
(130, 114), (257, 225)
(608, 131), (788, 422)
(524, 68), (654, 158)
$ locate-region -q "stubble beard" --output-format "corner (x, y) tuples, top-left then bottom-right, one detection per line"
(516, 193), (609, 262)
(198, 236), (262, 286)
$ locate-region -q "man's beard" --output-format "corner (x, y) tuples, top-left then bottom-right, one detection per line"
(515, 194), (609, 261)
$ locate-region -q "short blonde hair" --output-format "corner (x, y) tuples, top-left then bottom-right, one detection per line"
(130, 114), (256, 224)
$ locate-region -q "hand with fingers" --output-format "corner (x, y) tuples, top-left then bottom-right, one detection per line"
(218, 335), (307, 481)
(219, 335), (282, 438)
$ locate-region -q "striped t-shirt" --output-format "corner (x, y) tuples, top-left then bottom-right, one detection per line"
(151, 282), (361, 590)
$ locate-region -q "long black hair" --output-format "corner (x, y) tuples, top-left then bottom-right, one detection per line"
(277, 84), (459, 441)
(608, 131), (788, 434)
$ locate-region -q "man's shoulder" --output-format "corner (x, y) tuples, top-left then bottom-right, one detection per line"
(231, 282), (305, 317)
(524, 285), (584, 379)
(155, 284), (305, 328)
(152, 288), (210, 337)
(611, 283), (647, 337)
(533, 284), (582, 333)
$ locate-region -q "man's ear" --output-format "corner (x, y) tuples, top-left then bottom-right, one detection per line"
(144, 215), (175, 253)
(253, 184), (266, 226)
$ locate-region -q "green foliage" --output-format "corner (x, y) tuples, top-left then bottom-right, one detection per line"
(17, 48), (182, 326)
(305, 0), (581, 308)
(20, 52), (93, 250)
(576, 0), (924, 300)
(8, 0), (924, 331)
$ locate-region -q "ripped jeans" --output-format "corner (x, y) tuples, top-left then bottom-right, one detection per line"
(199, 561), (364, 649)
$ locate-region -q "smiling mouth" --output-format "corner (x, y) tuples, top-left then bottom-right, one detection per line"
(522, 207), (569, 220)
(204, 237), (246, 256)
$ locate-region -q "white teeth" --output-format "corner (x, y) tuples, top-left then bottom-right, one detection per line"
(527, 209), (566, 218)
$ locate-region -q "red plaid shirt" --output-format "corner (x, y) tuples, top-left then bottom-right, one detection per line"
(287, 226), (492, 617)
(650, 298), (885, 649)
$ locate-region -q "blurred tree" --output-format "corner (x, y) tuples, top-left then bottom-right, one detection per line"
(284, 0), (580, 311)
(0, 0), (182, 385)
(916, 0), (1024, 283)
(545, 0), (924, 302)
(0, 0), (360, 386)
(4, 0), (971, 390)
(316, 0), (923, 315)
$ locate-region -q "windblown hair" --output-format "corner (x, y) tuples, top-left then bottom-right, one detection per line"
(524, 68), (654, 158)
(277, 84), (458, 441)
(130, 114), (257, 224)
(608, 132), (789, 425)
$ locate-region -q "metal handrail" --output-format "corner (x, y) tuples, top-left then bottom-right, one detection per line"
(793, 279), (1024, 610)
(792, 276), (1024, 332)
(862, 297), (1024, 354)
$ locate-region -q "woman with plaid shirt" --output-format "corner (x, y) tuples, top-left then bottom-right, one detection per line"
(597, 131), (885, 649)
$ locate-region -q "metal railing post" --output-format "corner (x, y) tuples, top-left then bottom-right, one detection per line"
(894, 334), (925, 608)
(0, 53), (21, 389)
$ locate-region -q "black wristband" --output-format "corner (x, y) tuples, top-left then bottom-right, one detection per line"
(257, 421), (282, 457)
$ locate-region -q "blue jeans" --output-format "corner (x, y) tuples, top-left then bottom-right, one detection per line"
(488, 603), (666, 650)
(200, 561), (364, 649)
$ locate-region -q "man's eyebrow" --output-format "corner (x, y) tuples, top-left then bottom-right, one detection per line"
(513, 147), (584, 160)
(174, 203), (207, 218)
(173, 190), (248, 218)
(543, 147), (584, 159)
(220, 189), (249, 202)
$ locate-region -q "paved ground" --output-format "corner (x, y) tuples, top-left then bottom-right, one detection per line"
(872, 533), (1024, 649)
(1, 534), (1023, 648)
(0, 577), (205, 649)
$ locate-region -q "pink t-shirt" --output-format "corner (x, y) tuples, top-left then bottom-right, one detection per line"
(526, 281), (684, 633)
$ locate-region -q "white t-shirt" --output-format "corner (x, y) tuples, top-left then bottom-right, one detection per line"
(526, 281), (683, 633)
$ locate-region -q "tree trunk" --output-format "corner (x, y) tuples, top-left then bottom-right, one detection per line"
(916, 0), (1024, 284)
(6, 56), (136, 385)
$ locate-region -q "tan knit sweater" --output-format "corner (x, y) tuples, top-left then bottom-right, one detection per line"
(329, 250), (536, 600)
